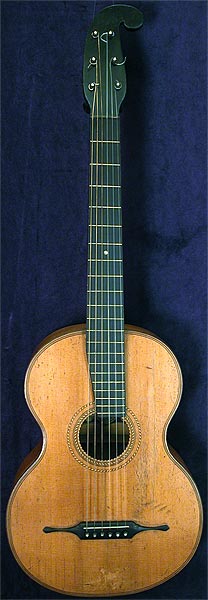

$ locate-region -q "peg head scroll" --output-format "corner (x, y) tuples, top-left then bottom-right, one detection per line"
(83, 4), (143, 118)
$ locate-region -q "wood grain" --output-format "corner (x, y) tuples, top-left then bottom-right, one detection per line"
(7, 324), (203, 596)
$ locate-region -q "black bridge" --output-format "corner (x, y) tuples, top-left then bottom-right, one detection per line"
(43, 521), (169, 539)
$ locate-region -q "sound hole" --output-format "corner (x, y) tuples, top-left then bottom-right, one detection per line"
(79, 415), (130, 461)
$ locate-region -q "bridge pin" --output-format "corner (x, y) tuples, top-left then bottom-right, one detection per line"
(108, 533), (112, 537)
(85, 533), (89, 538)
(93, 533), (97, 538)
(124, 532), (128, 537)
(101, 532), (104, 537)
(116, 532), (120, 537)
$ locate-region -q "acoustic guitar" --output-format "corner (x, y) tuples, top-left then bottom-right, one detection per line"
(7, 4), (203, 596)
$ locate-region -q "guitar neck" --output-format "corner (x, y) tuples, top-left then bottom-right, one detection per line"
(86, 115), (125, 419)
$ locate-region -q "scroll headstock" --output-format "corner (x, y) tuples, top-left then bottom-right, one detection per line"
(83, 4), (143, 118)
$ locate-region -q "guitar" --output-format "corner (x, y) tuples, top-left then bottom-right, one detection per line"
(6, 4), (203, 596)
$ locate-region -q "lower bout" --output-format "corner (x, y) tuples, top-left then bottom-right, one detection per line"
(8, 519), (201, 597)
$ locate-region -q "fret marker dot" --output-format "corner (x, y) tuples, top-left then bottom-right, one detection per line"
(104, 250), (108, 255)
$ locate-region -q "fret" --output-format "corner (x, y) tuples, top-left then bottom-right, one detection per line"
(94, 382), (125, 386)
(89, 215), (122, 227)
(95, 408), (125, 412)
(88, 286), (123, 292)
(91, 371), (124, 385)
(90, 364), (124, 374)
(88, 259), (122, 261)
(90, 225), (122, 228)
(93, 380), (124, 384)
(94, 390), (124, 398)
(96, 405), (125, 408)
(87, 314), (123, 324)
(86, 328), (124, 332)
(89, 185), (121, 188)
(90, 140), (120, 143)
(88, 290), (123, 294)
(87, 339), (124, 345)
(95, 390), (125, 393)
(96, 412), (125, 416)
(95, 393), (125, 397)
(94, 381), (125, 386)
(93, 378), (125, 382)
(88, 275), (122, 278)
(90, 363), (124, 366)
(87, 304), (123, 308)
(88, 352), (124, 355)
(91, 370), (125, 374)
(89, 242), (122, 245)
(89, 206), (121, 209)
(90, 163), (120, 166)
(87, 318), (123, 323)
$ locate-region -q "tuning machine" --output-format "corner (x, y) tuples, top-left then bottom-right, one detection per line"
(112, 56), (127, 67)
(88, 56), (97, 69)
(88, 82), (99, 91)
(114, 80), (122, 90)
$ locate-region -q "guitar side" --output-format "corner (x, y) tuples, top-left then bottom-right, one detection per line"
(6, 324), (203, 596)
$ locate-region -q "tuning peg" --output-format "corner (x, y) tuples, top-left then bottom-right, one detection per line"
(112, 56), (127, 66)
(88, 56), (97, 69)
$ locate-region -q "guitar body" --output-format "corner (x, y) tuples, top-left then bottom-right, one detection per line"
(7, 324), (202, 597)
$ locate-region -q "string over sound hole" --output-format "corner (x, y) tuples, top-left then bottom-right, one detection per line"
(79, 415), (130, 461)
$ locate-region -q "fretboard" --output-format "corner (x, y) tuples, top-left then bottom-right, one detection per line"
(86, 116), (125, 419)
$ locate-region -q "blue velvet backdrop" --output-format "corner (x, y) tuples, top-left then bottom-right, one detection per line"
(2, 1), (207, 599)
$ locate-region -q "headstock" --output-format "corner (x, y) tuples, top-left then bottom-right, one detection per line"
(83, 4), (143, 118)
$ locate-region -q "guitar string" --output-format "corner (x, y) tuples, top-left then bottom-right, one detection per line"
(105, 31), (112, 530)
(92, 0), (98, 538)
(97, 31), (105, 533)
(110, 57), (118, 526)
(115, 85), (127, 526)
(93, 55), (99, 533)
(86, 81), (97, 534)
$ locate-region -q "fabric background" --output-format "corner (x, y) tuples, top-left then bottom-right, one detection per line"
(2, 1), (207, 598)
